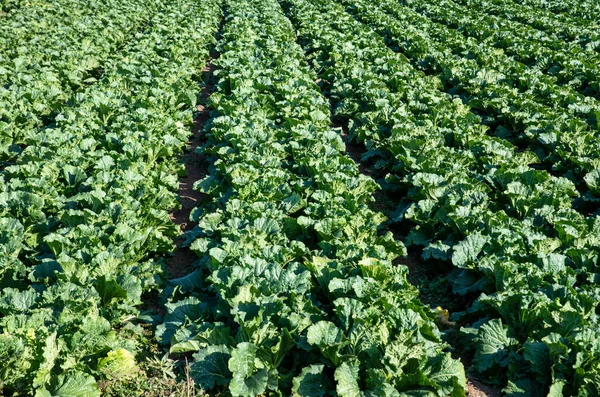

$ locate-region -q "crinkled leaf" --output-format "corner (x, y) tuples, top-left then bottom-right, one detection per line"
(334, 358), (362, 397)
(292, 364), (327, 397)
(452, 233), (489, 268)
(190, 345), (232, 390)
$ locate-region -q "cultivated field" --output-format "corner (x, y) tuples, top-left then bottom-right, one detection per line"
(1, 0), (599, 396)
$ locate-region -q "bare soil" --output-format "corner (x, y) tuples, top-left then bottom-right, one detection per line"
(467, 378), (502, 397)
(335, 120), (373, 177)
(167, 55), (218, 279)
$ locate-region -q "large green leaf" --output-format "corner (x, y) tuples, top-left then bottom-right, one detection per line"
(38, 371), (100, 397)
(426, 354), (466, 396)
(229, 369), (269, 397)
(190, 345), (232, 390)
(94, 276), (128, 306)
(473, 319), (516, 372)
(334, 358), (363, 397)
(452, 233), (489, 268)
(228, 343), (268, 396)
(306, 321), (344, 365)
(292, 364), (327, 397)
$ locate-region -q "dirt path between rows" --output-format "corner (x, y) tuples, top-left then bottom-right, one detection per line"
(167, 53), (219, 279)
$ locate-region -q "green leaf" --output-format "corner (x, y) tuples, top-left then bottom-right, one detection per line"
(229, 342), (260, 377)
(272, 328), (296, 367)
(33, 332), (61, 388)
(452, 233), (489, 268)
(447, 269), (486, 296)
(230, 369), (268, 397)
(292, 364), (327, 397)
(523, 341), (550, 380)
(94, 276), (128, 306)
(170, 340), (202, 354)
(46, 371), (100, 397)
(167, 269), (204, 294)
(584, 169), (600, 194)
(473, 319), (516, 372)
(228, 343), (268, 396)
(306, 321), (344, 365)
(190, 345), (232, 390)
(547, 381), (565, 397)
(0, 288), (37, 314)
(97, 349), (139, 380)
(334, 358), (362, 397)
(307, 321), (343, 347)
(426, 354), (466, 395)
(305, 256), (342, 295)
(502, 379), (545, 397)
(254, 217), (280, 234)
(156, 297), (208, 345)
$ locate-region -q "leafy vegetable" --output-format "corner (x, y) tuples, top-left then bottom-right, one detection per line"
(159, 0), (466, 395)
(284, 0), (600, 393)
(0, 0), (221, 393)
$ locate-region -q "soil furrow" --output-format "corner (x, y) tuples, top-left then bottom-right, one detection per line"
(167, 52), (219, 279)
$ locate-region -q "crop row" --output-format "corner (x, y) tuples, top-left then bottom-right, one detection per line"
(375, 0), (600, 132)
(157, 0), (466, 395)
(512, 0), (600, 22)
(0, 0), (29, 13)
(404, 0), (600, 99)
(402, 0), (600, 117)
(340, 0), (600, 202)
(0, 0), (164, 165)
(0, 0), (220, 394)
(452, 0), (600, 51)
(282, 0), (600, 393)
